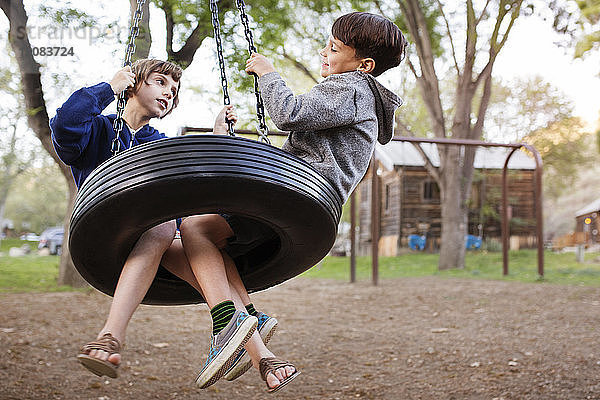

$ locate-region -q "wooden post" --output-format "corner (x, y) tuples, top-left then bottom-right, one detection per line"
(371, 157), (380, 286)
(350, 191), (356, 283)
(501, 151), (512, 276)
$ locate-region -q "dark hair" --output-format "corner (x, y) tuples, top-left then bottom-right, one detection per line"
(126, 59), (183, 117)
(331, 12), (407, 77)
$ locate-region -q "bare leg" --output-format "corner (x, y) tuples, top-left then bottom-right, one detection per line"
(222, 250), (251, 305)
(179, 215), (234, 308)
(87, 220), (177, 366)
(222, 251), (296, 389)
(177, 215), (296, 389)
(161, 238), (203, 294)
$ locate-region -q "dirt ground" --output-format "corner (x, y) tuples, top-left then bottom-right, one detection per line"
(1, 276), (599, 400)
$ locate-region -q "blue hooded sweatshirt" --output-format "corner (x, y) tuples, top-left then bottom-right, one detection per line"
(50, 82), (166, 188)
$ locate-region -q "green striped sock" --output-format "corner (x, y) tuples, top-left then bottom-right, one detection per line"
(245, 303), (258, 317)
(211, 300), (236, 336)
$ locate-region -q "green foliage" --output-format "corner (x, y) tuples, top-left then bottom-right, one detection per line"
(549, 0), (600, 59)
(574, 0), (600, 57)
(38, 5), (97, 26)
(154, 0), (212, 45)
(484, 76), (593, 202)
(395, 75), (433, 137)
(486, 76), (574, 142)
(524, 116), (594, 199)
(4, 161), (68, 234)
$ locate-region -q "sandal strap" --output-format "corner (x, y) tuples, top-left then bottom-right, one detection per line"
(80, 332), (121, 355)
(259, 357), (294, 382)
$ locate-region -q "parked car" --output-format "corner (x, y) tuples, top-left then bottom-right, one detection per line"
(20, 233), (40, 241)
(38, 226), (64, 255)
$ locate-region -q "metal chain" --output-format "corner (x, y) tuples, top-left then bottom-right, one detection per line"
(234, 0), (270, 144)
(111, 0), (146, 156)
(209, 0), (235, 135)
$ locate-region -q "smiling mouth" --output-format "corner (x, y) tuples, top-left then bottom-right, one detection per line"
(157, 99), (168, 109)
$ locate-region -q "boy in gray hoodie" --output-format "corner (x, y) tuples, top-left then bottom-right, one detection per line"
(180, 11), (407, 392)
(246, 11), (407, 202)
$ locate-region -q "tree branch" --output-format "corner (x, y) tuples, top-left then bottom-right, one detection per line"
(398, 0), (446, 138)
(464, 0), (478, 76)
(281, 50), (318, 84)
(395, 118), (440, 182)
(436, 0), (460, 75)
(373, 0), (389, 19)
(474, 1), (522, 88)
(395, 118), (414, 137)
(472, 1), (522, 138)
(130, 0), (151, 60)
(170, 23), (212, 68)
(289, 24), (324, 49)
(157, 2), (222, 69)
(475, 0), (492, 26)
(471, 70), (492, 139)
(163, 4), (174, 56)
(406, 57), (419, 80)
(411, 142), (441, 182)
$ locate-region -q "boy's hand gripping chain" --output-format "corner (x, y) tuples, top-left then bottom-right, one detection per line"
(111, 0), (146, 156)
(209, 0), (270, 144)
(234, 0), (270, 144)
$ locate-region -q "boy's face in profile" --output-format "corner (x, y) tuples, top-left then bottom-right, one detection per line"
(319, 36), (362, 78)
(134, 71), (179, 119)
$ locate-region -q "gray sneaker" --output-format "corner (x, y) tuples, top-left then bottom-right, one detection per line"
(195, 310), (257, 389)
(223, 312), (278, 381)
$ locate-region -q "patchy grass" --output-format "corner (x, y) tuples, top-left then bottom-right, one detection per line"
(304, 249), (600, 286)
(2, 239), (600, 293)
(0, 238), (37, 252)
(0, 255), (73, 293)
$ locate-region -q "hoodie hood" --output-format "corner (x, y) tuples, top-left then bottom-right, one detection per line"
(364, 74), (403, 145)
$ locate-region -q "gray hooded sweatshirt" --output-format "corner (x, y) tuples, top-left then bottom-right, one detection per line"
(258, 70), (402, 203)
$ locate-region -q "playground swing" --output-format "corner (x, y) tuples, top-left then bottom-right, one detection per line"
(69, 0), (342, 306)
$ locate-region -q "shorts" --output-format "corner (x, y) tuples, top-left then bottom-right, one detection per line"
(220, 213), (276, 259)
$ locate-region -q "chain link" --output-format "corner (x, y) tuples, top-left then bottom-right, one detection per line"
(111, 0), (146, 156)
(209, 0), (235, 136)
(234, 0), (270, 144)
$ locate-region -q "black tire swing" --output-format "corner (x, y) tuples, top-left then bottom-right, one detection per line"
(69, 0), (342, 305)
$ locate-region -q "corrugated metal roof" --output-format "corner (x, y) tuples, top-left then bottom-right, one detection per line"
(375, 141), (537, 171)
(576, 198), (600, 217)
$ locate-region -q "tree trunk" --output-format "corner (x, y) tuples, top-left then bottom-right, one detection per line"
(397, 1), (522, 270)
(1, 0), (85, 287)
(58, 182), (86, 287)
(438, 147), (469, 269)
(129, 0), (151, 60)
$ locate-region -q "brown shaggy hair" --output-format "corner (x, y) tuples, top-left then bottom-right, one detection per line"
(332, 12), (407, 77)
(126, 59), (183, 117)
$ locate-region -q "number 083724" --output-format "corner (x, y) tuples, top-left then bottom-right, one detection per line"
(32, 47), (74, 56)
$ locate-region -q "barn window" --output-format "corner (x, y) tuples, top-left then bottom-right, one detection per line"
(423, 180), (440, 201)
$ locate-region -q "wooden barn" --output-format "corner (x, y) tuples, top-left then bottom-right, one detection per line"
(356, 142), (538, 256)
(575, 199), (600, 244)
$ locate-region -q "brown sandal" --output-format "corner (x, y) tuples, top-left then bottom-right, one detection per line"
(77, 332), (121, 378)
(259, 357), (300, 393)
